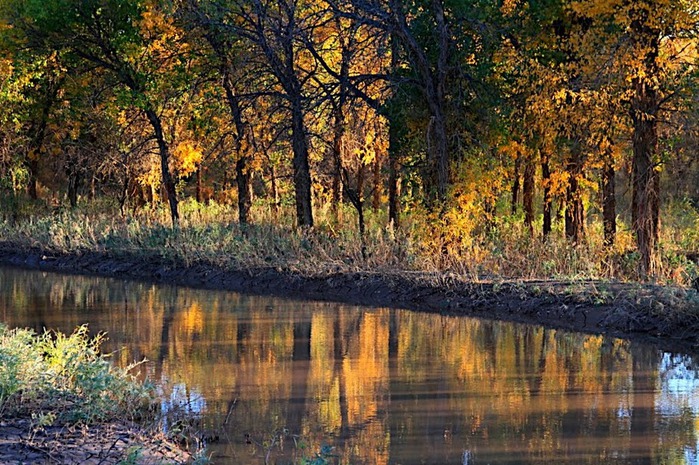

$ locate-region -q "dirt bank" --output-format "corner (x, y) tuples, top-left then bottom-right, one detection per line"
(1, 242), (698, 354)
(0, 418), (190, 465)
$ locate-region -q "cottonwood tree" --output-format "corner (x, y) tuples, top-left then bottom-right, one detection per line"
(217, 0), (318, 228)
(570, 0), (699, 275)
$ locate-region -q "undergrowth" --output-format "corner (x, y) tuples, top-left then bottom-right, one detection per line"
(0, 197), (697, 287)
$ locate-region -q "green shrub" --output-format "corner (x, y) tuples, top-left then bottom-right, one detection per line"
(0, 324), (154, 424)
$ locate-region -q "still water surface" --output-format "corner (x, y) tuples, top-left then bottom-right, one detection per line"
(1, 266), (699, 464)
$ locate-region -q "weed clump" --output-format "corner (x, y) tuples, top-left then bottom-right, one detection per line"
(0, 324), (153, 423)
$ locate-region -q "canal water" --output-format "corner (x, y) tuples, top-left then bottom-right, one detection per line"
(1, 266), (698, 465)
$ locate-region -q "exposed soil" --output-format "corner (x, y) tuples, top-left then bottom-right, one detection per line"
(0, 417), (190, 465)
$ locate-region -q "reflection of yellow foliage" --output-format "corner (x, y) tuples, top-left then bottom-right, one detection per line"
(179, 302), (204, 336)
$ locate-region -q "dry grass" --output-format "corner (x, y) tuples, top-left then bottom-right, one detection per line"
(0, 198), (697, 287)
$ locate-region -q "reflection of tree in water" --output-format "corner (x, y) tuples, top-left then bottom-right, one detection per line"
(2, 267), (699, 465)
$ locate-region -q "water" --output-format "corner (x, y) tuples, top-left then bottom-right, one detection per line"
(1, 266), (699, 465)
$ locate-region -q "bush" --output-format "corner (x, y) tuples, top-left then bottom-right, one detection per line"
(0, 324), (154, 424)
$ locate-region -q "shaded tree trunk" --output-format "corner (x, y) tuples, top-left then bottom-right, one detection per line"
(542, 151), (552, 238)
(372, 155), (381, 212)
(221, 65), (252, 226)
(390, 0), (450, 207)
(67, 166), (81, 208)
(511, 155), (521, 215)
(387, 35), (401, 228)
(331, 110), (343, 218)
(602, 157), (616, 247)
(629, 3), (661, 277)
(565, 145), (585, 245)
(523, 156), (535, 234)
(268, 164), (279, 220)
(387, 136), (400, 228)
(195, 166), (202, 203)
(330, 52), (347, 221)
(144, 107), (179, 226)
(236, 157), (251, 225)
(25, 76), (61, 201)
(291, 95), (314, 228)
(26, 158), (39, 200)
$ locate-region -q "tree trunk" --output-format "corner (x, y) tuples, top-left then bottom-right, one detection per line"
(430, 0), (449, 204)
(391, 0), (449, 207)
(331, 102), (345, 221)
(629, 3), (661, 277)
(387, 135), (400, 228)
(268, 165), (279, 220)
(511, 155), (521, 215)
(195, 166), (202, 203)
(542, 151), (552, 238)
(602, 157), (616, 247)
(144, 107), (179, 226)
(67, 167), (81, 208)
(372, 154), (381, 212)
(425, 103), (449, 206)
(221, 70), (252, 226)
(387, 34), (401, 228)
(565, 145), (585, 245)
(27, 158), (39, 200)
(523, 156), (535, 234)
(291, 96), (314, 228)
(236, 156), (251, 225)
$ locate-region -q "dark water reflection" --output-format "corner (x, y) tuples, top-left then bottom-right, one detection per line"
(1, 267), (699, 465)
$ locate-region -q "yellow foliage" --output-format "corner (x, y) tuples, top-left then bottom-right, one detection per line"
(172, 141), (203, 178)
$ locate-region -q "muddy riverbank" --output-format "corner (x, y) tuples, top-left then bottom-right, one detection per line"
(1, 242), (698, 355)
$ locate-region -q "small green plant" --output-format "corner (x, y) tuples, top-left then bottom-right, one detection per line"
(117, 446), (143, 465)
(298, 445), (336, 465)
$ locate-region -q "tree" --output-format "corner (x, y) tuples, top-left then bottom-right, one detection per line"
(569, 0), (699, 275)
(227, 0), (317, 228)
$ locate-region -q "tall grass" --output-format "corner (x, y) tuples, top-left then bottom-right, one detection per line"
(0, 197), (697, 286)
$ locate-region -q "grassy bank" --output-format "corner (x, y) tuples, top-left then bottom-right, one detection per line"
(1, 199), (697, 287)
(0, 324), (193, 464)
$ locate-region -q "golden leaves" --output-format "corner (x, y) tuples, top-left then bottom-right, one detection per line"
(173, 141), (203, 178)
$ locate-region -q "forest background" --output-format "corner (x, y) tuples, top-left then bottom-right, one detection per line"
(0, 0), (697, 287)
